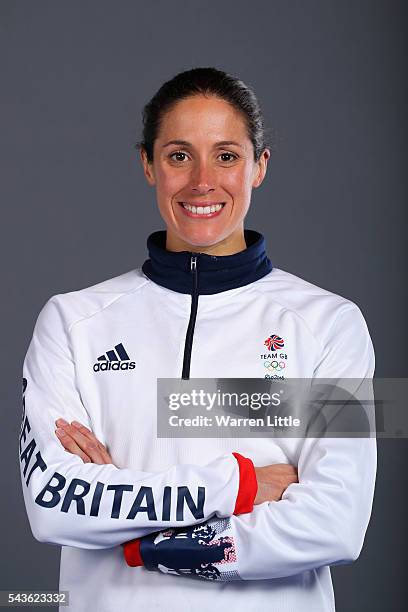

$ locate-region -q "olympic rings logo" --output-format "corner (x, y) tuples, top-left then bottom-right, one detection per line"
(264, 360), (286, 372)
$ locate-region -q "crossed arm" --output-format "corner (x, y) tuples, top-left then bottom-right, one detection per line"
(19, 298), (264, 549)
(53, 414), (376, 581)
(53, 418), (301, 580)
(20, 296), (376, 581)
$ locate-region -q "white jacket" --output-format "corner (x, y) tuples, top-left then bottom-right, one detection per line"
(19, 229), (376, 612)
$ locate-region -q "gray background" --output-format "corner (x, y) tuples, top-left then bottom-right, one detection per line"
(1, 1), (406, 610)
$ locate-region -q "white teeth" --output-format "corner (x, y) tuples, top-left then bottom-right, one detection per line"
(182, 203), (224, 214)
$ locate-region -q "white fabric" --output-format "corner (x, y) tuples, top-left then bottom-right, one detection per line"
(19, 266), (376, 611)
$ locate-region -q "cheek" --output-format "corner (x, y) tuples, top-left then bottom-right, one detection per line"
(223, 166), (254, 196)
(156, 166), (185, 196)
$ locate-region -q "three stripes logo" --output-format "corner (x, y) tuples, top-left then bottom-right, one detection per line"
(93, 342), (136, 372)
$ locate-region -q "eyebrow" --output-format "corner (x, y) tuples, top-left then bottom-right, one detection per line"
(162, 139), (244, 149)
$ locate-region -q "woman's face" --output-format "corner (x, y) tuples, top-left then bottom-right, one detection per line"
(140, 95), (270, 254)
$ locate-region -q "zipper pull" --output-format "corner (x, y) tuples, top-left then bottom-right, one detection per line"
(190, 255), (197, 271)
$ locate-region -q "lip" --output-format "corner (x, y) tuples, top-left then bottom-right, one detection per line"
(177, 201), (226, 219)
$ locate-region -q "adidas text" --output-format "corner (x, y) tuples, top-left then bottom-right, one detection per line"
(93, 361), (136, 372)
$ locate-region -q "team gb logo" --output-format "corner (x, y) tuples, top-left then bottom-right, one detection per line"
(264, 334), (284, 351)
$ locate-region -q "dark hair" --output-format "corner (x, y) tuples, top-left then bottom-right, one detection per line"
(134, 67), (273, 163)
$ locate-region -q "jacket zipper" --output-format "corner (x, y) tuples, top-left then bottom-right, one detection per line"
(181, 255), (199, 380)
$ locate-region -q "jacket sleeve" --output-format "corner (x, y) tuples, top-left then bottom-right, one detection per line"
(19, 296), (257, 550)
(124, 303), (377, 581)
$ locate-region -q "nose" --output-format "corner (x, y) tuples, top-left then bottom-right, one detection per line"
(190, 160), (216, 193)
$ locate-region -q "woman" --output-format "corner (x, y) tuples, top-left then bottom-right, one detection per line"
(20, 67), (376, 612)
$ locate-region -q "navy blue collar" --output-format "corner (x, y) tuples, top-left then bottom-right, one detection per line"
(142, 229), (273, 295)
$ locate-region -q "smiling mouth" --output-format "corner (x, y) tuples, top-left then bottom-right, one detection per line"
(178, 202), (226, 215)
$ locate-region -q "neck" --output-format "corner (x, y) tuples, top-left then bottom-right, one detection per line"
(165, 225), (247, 256)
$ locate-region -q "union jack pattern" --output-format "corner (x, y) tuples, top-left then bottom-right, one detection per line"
(140, 518), (240, 581)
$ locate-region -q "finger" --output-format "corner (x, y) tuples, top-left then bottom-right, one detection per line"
(55, 428), (92, 463)
(69, 420), (107, 453)
(56, 421), (107, 464)
(55, 418), (114, 465)
(55, 418), (90, 447)
(70, 421), (113, 464)
(70, 421), (99, 442)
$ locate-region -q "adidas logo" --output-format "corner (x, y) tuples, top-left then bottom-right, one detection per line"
(93, 343), (136, 372)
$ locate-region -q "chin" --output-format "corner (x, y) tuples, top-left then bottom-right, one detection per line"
(178, 227), (228, 248)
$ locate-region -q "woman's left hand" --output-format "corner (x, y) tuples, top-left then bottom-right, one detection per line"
(55, 418), (114, 465)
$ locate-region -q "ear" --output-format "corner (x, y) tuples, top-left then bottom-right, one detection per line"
(252, 149), (270, 188)
(140, 148), (156, 186)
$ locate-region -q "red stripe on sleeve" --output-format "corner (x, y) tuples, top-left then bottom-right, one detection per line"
(232, 452), (258, 515)
(123, 538), (144, 567)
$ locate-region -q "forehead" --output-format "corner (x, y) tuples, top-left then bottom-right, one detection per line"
(157, 95), (249, 143)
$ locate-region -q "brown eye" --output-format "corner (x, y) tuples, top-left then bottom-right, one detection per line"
(169, 151), (188, 162)
(219, 153), (237, 162)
